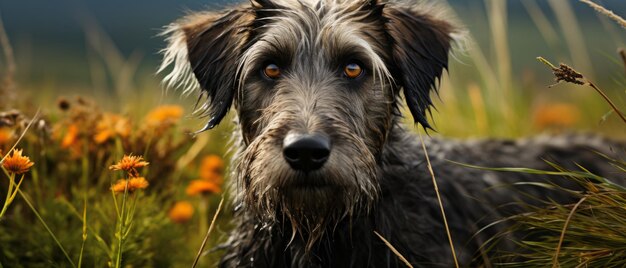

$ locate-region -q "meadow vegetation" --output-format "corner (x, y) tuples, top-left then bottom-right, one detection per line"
(0, 0), (625, 267)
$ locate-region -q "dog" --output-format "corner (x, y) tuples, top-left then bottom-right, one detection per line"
(159, 0), (624, 266)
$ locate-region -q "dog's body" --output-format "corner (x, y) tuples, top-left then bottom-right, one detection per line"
(218, 132), (620, 267)
(160, 0), (624, 266)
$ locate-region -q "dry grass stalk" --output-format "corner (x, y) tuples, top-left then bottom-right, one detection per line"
(548, 0), (593, 77)
(537, 57), (626, 124)
(579, 0), (626, 30)
(552, 196), (587, 268)
(522, 0), (559, 47)
(418, 130), (460, 268)
(0, 14), (16, 105)
(192, 196), (224, 268)
(374, 231), (414, 268)
(617, 48), (626, 76)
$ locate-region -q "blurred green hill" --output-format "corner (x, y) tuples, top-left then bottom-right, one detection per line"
(0, 1), (625, 91)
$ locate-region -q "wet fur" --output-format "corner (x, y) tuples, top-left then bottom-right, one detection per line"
(160, 0), (625, 266)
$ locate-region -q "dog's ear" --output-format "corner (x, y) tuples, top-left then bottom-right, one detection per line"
(382, 4), (456, 129)
(160, 9), (254, 131)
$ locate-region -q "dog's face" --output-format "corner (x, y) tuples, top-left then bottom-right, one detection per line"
(161, 0), (455, 243)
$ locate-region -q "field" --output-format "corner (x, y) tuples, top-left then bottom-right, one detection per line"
(0, 0), (625, 267)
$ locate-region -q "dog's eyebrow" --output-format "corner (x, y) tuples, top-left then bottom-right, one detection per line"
(322, 31), (392, 86)
(246, 37), (294, 66)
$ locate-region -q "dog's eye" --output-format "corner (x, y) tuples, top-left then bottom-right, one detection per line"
(263, 63), (281, 79)
(343, 63), (363, 79)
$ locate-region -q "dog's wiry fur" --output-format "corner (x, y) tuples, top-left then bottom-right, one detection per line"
(160, 0), (625, 266)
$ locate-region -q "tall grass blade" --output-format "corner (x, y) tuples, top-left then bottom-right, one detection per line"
(579, 0), (626, 30)
(374, 231), (414, 268)
(17, 189), (76, 267)
(522, 0), (559, 48)
(418, 130), (459, 268)
(552, 196), (587, 267)
(192, 196), (224, 268)
(548, 0), (594, 77)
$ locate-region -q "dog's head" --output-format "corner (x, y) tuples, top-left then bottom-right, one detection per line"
(161, 0), (457, 245)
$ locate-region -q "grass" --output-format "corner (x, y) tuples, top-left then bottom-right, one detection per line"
(471, 159), (626, 267)
(0, 0), (625, 267)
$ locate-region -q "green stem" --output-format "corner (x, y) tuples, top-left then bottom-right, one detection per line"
(123, 193), (138, 240)
(537, 56), (558, 69)
(198, 197), (208, 237)
(18, 189), (76, 267)
(58, 197), (110, 254)
(114, 181), (129, 268)
(78, 148), (89, 268)
(7, 175), (24, 203)
(78, 196), (87, 268)
(0, 173), (15, 219)
(587, 82), (626, 124)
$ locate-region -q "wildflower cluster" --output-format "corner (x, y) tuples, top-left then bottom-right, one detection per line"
(109, 154), (150, 194)
(186, 155), (224, 196)
(167, 155), (226, 225)
(52, 98), (192, 191)
(55, 98), (185, 154)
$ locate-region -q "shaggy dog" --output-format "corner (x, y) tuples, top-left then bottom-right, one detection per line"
(160, 0), (624, 266)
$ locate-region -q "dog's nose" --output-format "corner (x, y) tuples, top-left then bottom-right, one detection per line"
(283, 133), (331, 172)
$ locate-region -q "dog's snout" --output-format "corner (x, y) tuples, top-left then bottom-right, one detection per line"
(283, 133), (331, 172)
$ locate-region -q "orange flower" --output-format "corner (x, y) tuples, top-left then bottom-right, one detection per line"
(110, 180), (127, 193)
(61, 124), (79, 148)
(199, 155), (225, 181)
(94, 113), (131, 144)
(129, 177), (149, 190)
(109, 154), (149, 172)
(168, 201), (194, 223)
(0, 127), (13, 146)
(2, 149), (34, 175)
(110, 177), (149, 194)
(145, 105), (184, 126)
(202, 173), (223, 187)
(186, 180), (221, 196)
(533, 103), (580, 130)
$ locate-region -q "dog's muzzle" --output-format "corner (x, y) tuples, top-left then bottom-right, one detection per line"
(282, 132), (331, 172)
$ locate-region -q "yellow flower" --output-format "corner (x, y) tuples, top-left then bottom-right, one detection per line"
(145, 105), (184, 126)
(2, 149), (34, 175)
(61, 124), (79, 148)
(0, 127), (14, 146)
(533, 103), (580, 130)
(186, 180), (221, 196)
(199, 155), (225, 181)
(168, 201), (194, 223)
(110, 180), (127, 193)
(110, 177), (149, 194)
(109, 154), (149, 172)
(94, 113), (131, 144)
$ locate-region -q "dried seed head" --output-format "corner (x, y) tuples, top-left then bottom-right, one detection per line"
(58, 98), (70, 111)
(553, 63), (585, 85)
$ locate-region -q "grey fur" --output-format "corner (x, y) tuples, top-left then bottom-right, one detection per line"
(160, 0), (625, 266)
